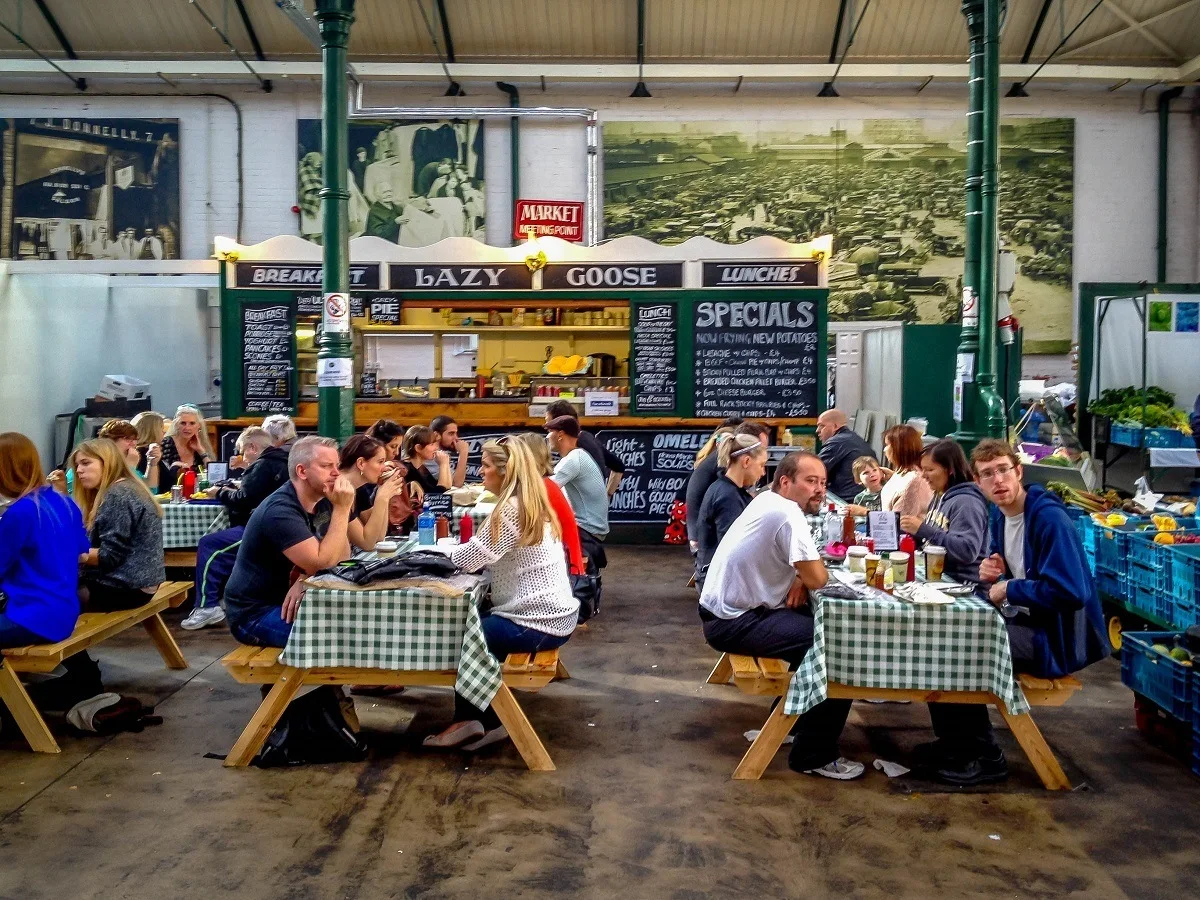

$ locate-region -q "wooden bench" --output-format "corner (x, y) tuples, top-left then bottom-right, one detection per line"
(706, 652), (1082, 789)
(220, 646), (569, 771)
(0, 582), (191, 753)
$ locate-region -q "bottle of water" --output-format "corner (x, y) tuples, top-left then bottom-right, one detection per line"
(417, 502), (436, 546)
(823, 503), (841, 546)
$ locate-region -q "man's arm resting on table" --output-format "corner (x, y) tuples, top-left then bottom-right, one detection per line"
(282, 508), (353, 574)
(786, 560), (828, 608)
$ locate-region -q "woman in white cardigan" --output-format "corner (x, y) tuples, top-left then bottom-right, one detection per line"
(424, 437), (580, 751)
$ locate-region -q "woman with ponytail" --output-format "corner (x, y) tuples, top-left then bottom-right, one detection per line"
(694, 433), (768, 589)
(423, 437), (580, 752)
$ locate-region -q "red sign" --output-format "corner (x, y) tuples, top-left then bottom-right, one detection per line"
(513, 199), (585, 242)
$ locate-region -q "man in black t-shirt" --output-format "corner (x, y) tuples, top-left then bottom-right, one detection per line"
(224, 436), (356, 648)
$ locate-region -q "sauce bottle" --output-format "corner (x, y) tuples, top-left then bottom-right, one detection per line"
(842, 509), (856, 545)
(181, 468), (197, 500)
(899, 534), (917, 582)
(459, 512), (474, 543)
(435, 515), (450, 540)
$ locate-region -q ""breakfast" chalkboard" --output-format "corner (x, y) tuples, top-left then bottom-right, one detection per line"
(242, 304), (294, 414)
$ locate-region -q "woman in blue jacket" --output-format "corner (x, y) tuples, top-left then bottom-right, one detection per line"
(0, 433), (90, 648)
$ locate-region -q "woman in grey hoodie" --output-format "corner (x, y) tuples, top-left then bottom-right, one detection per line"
(900, 439), (988, 584)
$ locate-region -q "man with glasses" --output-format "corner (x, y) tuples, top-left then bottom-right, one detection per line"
(699, 451), (862, 781)
(921, 438), (1110, 786)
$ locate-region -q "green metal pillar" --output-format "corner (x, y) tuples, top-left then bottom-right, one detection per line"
(315, 0), (356, 441)
(954, 0), (1006, 447)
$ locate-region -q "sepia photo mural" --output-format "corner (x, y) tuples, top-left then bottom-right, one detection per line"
(3, 117), (181, 260)
(604, 118), (1073, 352)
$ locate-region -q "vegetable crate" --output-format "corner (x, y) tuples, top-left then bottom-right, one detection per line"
(1169, 544), (1200, 631)
(1129, 530), (1200, 599)
(1095, 569), (1125, 602)
(1121, 631), (1193, 723)
(1109, 424), (1190, 449)
(1094, 519), (1147, 579)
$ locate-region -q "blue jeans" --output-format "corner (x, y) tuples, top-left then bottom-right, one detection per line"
(0, 611), (46, 649)
(453, 613), (571, 727)
(193, 526), (244, 611)
(229, 606), (292, 648)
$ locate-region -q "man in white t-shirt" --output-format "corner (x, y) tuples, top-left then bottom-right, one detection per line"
(699, 451), (861, 781)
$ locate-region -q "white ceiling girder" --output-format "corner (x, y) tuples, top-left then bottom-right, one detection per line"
(1060, 0), (1199, 59)
(0, 58), (1182, 84)
(1100, 0), (1181, 60)
(1179, 52), (1200, 81)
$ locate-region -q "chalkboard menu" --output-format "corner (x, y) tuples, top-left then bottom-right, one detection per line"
(631, 302), (678, 414)
(598, 428), (711, 524)
(242, 304), (294, 414)
(693, 298), (819, 418)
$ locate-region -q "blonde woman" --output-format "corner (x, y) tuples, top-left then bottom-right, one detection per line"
(694, 433), (769, 589)
(132, 411), (166, 490)
(685, 421), (771, 549)
(424, 438), (580, 752)
(73, 439), (165, 612)
(157, 404), (214, 488)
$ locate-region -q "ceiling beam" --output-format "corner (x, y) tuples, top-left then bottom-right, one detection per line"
(1060, 0), (1198, 59)
(232, 0), (266, 62)
(0, 58), (1180, 84)
(1021, 0), (1055, 64)
(30, 0), (75, 59)
(1179, 52), (1200, 81)
(827, 0), (850, 64)
(1099, 0), (1180, 60)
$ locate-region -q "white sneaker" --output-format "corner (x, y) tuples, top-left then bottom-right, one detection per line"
(180, 605), (226, 630)
(745, 729), (794, 744)
(803, 758), (866, 780)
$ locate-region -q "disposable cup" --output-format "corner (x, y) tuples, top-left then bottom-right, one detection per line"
(889, 551), (911, 583)
(925, 545), (946, 581)
(864, 553), (882, 583)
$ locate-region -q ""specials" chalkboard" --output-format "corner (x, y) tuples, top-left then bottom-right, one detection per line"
(692, 298), (819, 419)
(598, 428), (712, 523)
(631, 301), (678, 414)
(242, 304), (294, 414)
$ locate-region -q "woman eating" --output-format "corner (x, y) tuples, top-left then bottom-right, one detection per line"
(846, 455), (890, 515)
(73, 439), (166, 612)
(97, 419), (141, 472)
(335, 433), (408, 551)
(513, 432), (585, 576)
(879, 424), (933, 517)
(424, 438), (579, 751)
(900, 439), (988, 584)
(694, 434), (767, 589)
(0, 433), (90, 649)
(401, 425), (451, 500)
(131, 411), (166, 490)
(156, 404), (214, 489)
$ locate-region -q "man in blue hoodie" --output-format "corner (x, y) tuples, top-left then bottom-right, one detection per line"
(919, 438), (1110, 786)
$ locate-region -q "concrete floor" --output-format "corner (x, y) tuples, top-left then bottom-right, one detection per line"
(2, 546), (1199, 899)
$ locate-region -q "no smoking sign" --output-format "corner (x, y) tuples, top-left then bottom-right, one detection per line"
(323, 291), (350, 332)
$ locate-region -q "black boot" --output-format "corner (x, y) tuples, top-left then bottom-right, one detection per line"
(934, 748), (1008, 786)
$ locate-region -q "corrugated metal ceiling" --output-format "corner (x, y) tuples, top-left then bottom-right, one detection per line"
(0, 0), (1195, 66)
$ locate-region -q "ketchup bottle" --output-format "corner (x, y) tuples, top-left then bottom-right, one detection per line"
(900, 533), (917, 582)
(181, 468), (197, 500)
(459, 512), (474, 543)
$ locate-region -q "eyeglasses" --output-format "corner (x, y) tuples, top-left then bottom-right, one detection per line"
(977, 464), (1015, 482)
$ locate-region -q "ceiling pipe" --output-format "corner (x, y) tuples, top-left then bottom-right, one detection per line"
(497, 81), (520, 244)
(820, 0), (873, 98)
(1157, 85), (1184, 282)
(631, 0), (651, 97)
(0, 19), (85, 90)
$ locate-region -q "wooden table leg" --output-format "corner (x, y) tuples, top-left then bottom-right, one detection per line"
(733, 701), (797, 780)
(997, 705), (1072, 791)
(0, 661), (61, 753)
(143, 614), (188, 670)
(706, 652), (733, 685)
(225, 666), (306, 767)
(488, 683), (555, 772)
(555, 659), (571, 680)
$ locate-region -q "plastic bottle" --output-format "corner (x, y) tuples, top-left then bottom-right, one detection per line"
(459, 512), (474, 543)
(417, 503), (436, 545)
(824, 503), (841, 545)
(899, 534), (917, 582)
(882, 563), (895, 595)
(842, 509), (856, 545)
(181, 468), (197, 500)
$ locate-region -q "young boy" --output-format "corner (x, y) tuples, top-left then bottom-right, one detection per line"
(848, 455), (888, 514)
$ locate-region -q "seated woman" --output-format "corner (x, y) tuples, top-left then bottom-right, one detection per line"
(899, 439), (988, 584)
(157, 404), (214, 489)
(0, 433), (90, 649)
(513, 432), (585, 576)
(694, 434), (767, 589)
(401, 425), (452, 501)
(845, 455), (890, 515)
(131, 411), (166, 491)
(879, 424), (933, 517)
(366, 419), (406, 463)
(74, 438), (166, 611)
(424, 438), (580, 751)
(335, 433), (408, 551)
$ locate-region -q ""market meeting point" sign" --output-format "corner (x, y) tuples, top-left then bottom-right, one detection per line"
(514, 199), (585, 242)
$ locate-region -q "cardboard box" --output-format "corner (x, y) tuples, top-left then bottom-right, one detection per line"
(98, 374), (150, 401)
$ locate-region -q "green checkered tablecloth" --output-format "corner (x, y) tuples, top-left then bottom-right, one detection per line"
(160, 503), (230, 548)
(279, 576), (502, 711)
(452, 503), (495, 534)
(784, 593), (1030, 717)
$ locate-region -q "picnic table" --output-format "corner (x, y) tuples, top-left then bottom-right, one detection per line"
(222, 549), (559, 770)
(160, 501), (230, 566)
(452, 501), (495, 535)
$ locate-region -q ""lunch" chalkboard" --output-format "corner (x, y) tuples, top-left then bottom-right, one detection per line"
(242, 304), (294, 414)
(692, 298), (819, 419)
(631, 301), (678, 414)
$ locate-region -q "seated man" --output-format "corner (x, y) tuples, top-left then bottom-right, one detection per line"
(545, 415), (609, 570)
(685, 421), (771, 550)
(922, 438), (1110, 786)
(183, 421), (293, 630)
(815, 409), (876, 502)
(429, 415), (469, 488)
(543, 399), (625, 496)
(223, 436), (354, 648)
(700, 451), (861, 780)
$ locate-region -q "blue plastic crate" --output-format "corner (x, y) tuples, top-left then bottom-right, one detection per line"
(1129, 534), (1162, 569)
(1095, 519), (1146, 578)
(1076, 515), (1097, 554)
(1130, 582), (1158, 618)
(1175, 598), (1199, 630)
(1129, 561), (1161, 594)
(1110, 424), (1144, 447)
(1169, 544), (1200, 612)
(1096, 569), (1125, 600)
(1110, 424), (1190, 449)
(1122, 631), (1193, 722)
